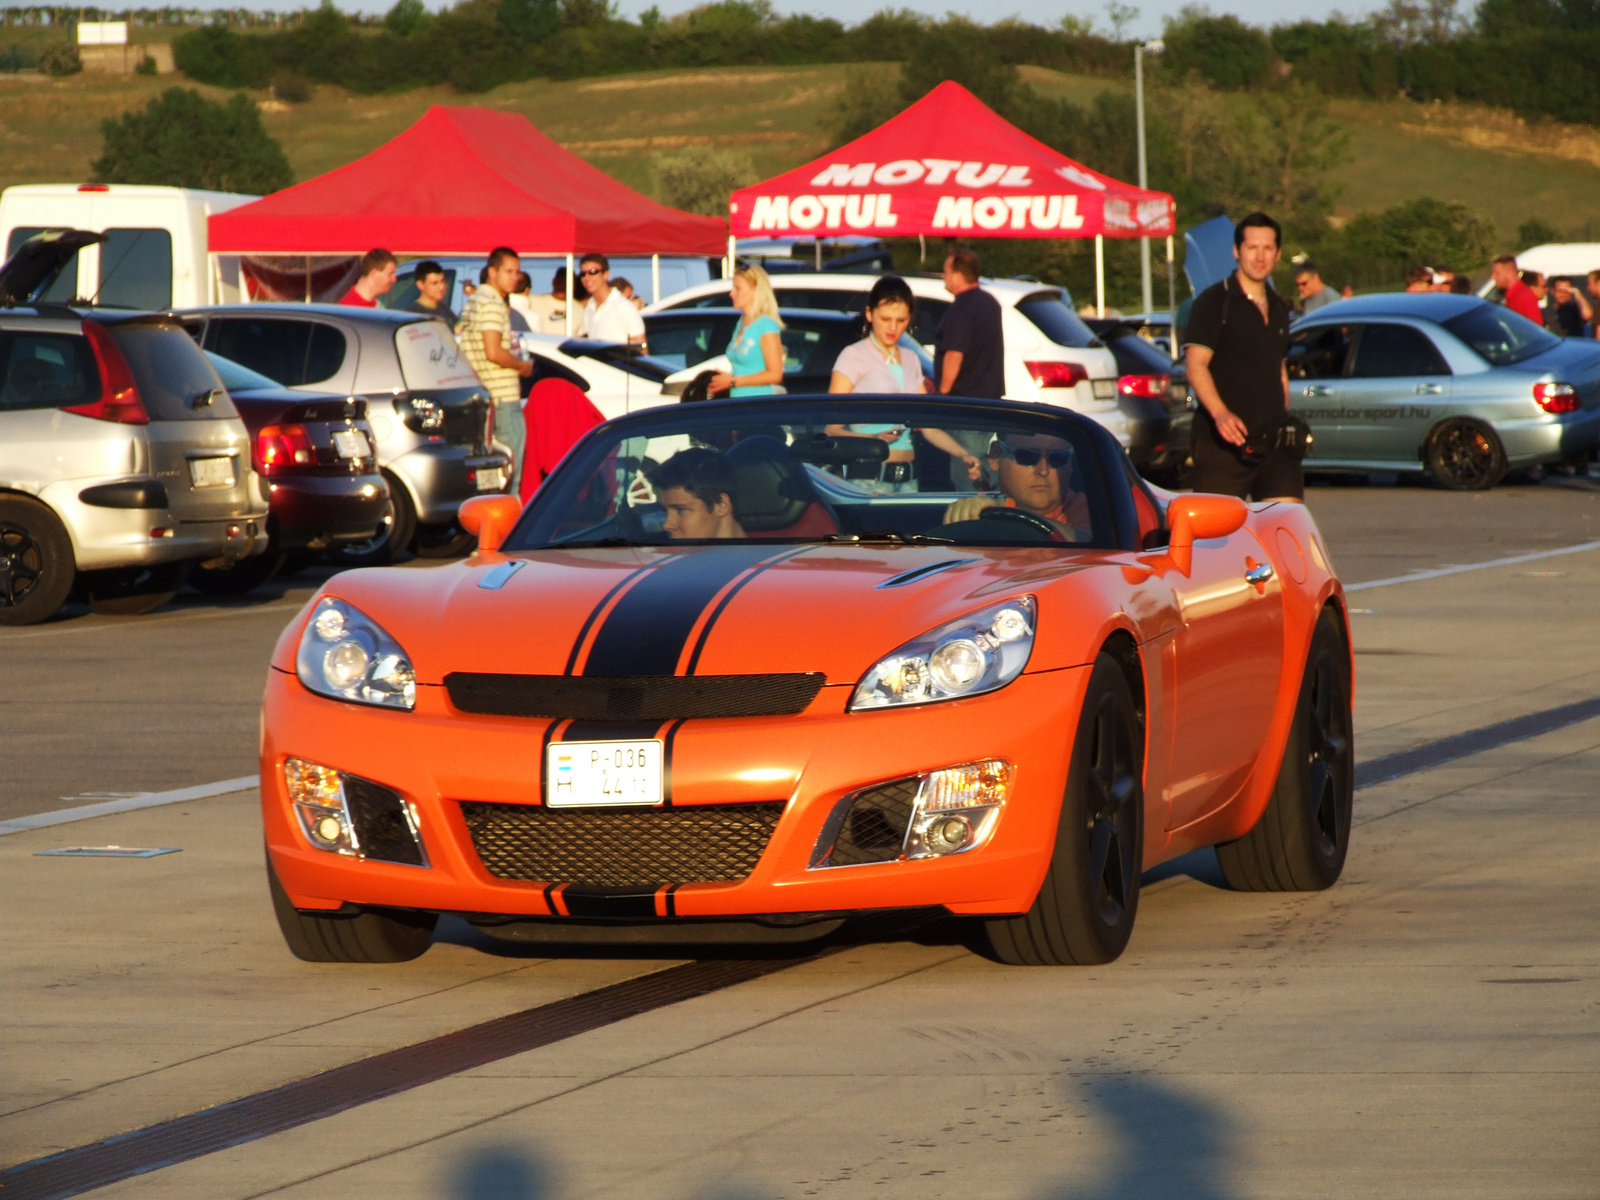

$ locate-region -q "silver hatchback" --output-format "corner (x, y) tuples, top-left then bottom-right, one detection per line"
(177, 304), (509, 564)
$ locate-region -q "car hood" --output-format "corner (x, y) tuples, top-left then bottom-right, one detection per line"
(0, 228), (104, 305)
(313, 543), (1093, 686)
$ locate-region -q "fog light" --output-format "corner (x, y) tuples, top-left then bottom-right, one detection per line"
(285, 756), (356, 855)
(311, 813), (345, 846)
(903, 758), (1011, 860)
(926, 815), (971, 853)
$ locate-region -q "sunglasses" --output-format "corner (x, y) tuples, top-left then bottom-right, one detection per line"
(995, 443), (1073, 469)
(580, 267), (606, 277)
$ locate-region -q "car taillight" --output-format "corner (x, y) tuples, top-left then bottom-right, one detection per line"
(1026, 361), (1088, 388)
(1533, 382), (1580, 413)
(1118, 373), (1170, 399)
(256, 424), (315, 474)
(64, 320), (149, 425)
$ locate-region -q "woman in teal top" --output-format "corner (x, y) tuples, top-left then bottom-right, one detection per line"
(710, 263), (785, 397)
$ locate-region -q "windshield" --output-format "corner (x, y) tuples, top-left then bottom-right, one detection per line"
(206, 350), (280, 393)
(1442, 303), (1559, 365)
(395, 320), (481, 391)
(505, 398), (1116, 552)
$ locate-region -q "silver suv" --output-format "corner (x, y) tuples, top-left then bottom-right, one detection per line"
(0, 232), (268, 625)
(177, 304), (509, 564)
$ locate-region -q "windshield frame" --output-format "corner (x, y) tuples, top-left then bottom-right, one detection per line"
(503, 394), (1128, 553)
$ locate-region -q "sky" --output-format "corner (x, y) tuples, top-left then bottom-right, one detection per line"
(148, 0), (1394, 38)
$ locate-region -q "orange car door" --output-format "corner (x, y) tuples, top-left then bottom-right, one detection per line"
(1163, 527), (1285, 830)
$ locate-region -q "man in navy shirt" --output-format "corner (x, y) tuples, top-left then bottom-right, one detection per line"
(935, 247), (1004, 399)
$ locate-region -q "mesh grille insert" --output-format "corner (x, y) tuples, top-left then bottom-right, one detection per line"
(817, 778), (919, 867)
(459, 801), (786, 887)
(445, 673), (826, 720)
(345, 776), (424, 866)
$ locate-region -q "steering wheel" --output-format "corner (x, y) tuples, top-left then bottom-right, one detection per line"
(978, 505), (1066, 542)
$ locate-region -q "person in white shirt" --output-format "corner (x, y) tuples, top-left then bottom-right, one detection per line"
(579, 253), (646, 346)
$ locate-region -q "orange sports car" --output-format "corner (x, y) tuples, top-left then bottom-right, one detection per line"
(261, 395), (1353, 966)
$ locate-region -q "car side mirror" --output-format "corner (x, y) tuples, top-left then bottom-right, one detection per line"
(458, 494), (522, 556)
(1167, 494), (1248, 551)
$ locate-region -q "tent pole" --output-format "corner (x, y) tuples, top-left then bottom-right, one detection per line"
(651, 253), (660, 306)
(1166, 235), (1177, 352)
(727, 234), (736, 279)
(1095, 235), (1105, 318)
(565, 252), (574, 336)
(304, 255), (311, 304)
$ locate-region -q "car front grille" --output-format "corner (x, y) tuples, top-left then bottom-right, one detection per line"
(814, 778), (919, 867)
(345, 775), (425, 866)
(459, 800), (786, 886)
(444, 673), (827, 720)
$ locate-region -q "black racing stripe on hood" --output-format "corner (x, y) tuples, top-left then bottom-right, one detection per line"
(563, 559), (664, 676)
(581, 544), (787, 677)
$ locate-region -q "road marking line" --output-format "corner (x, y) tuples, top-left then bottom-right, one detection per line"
(1345, 538), (1600, 592)
(0, 777), (257, 837)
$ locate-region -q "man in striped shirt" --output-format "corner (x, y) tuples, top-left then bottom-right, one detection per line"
(457, 247), (532, 494)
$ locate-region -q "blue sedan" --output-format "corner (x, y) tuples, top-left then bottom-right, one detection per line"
(1288, 293), (1600, 489)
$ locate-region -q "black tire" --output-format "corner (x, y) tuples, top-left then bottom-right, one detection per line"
(0, 497), (75, 626)
(189, 548), (285, 595)
(83, 561), (189, 616)
(266, 854), (436, 963)
(333, 473), (415, 567)
(1217, 607), (1354, 892)
(985, 653), (1144, 966)
(1425, 418), (1506, 491)
(411, 523), (476, 559)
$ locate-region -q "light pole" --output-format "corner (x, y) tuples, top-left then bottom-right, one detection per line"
(1135, 38), (1163, 316)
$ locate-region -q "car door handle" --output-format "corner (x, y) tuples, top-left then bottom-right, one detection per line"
(1244, 563), (1275, 586)
(1414, 383), (1444, 394)
(1301, 385), (1329, 397)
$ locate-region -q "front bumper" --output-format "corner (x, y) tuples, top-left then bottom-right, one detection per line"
(261, 665), (1091, 921)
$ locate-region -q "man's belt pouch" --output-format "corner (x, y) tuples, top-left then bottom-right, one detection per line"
(1237, 414), (1313, 464)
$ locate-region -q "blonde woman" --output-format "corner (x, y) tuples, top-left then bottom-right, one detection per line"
(710, 264), (785, 397)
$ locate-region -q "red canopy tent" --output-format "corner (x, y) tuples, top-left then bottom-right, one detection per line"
(729, 81), (1176, 312)
(208, 105), (726, 314)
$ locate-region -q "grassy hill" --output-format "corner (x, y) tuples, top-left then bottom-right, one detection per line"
(3, 60), (1599, 296)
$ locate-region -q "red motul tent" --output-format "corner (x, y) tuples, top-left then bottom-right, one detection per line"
(209, 105), (727, 257)
(729, 81), (1176, 310)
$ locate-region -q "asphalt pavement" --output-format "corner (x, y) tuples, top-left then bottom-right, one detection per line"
(3, 483), (1597, 1197)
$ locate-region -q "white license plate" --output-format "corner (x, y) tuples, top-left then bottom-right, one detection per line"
(546, 739), (663, 807)
(1091, 379), (1117, 400)
(188, 457), (235, 489)
(332, 429), (369, 459)
(476, 466), (508, 492)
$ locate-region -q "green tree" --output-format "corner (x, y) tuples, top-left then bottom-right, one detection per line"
(1160, 8), (1273, 90)
(1336, 197), (1496, 274)
(1516, 217), (1562, 247)
(383, 0), (430, 36)
(653, 147), (757, 216)
(92, 88), (292, 195)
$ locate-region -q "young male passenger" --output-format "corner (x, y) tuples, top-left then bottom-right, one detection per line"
(941, 433), (1092, 541)
(651, 447), (746, 540)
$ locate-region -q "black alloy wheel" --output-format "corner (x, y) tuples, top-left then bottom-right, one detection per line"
(1217, 607), (1354, 892)
(0, 498), (74, 626)
(1426, 418), (1507, 491)
(986, 652), (1144, 966)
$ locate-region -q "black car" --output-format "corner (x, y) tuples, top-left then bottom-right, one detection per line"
(1087, 319), (1195, 480)
(642, 308), (934, 396)
(189, 352), (389, 592)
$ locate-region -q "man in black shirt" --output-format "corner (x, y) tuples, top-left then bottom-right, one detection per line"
(935, 247), (1005, 398)
(1184, 211), (1300, 501)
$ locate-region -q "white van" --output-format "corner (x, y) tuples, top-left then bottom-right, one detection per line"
(0, 184), (257, 309)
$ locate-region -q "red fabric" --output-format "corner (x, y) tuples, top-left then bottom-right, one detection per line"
(1503, 280), (1544, 325)
(338, 287), (377, 307)
(730, 81), (1174, 241)
(767, 501), (837, 539)
(521, 378), (606, 503)
(210, 106), (727, 256)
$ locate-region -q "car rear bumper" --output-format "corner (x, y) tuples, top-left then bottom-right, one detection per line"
(265, 472), (390, 549)
(261, 665), (1091, 922)
(388, 444), (513, 526)
(41, 477), (271, 570)
(1499, 407), (1600, 465)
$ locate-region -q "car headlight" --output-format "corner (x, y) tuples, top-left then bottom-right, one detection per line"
(295, 597), (416, 710)
(850, 596), (1035, 711)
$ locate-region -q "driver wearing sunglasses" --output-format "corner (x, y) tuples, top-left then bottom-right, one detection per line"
(942, 433), (1092, 539)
